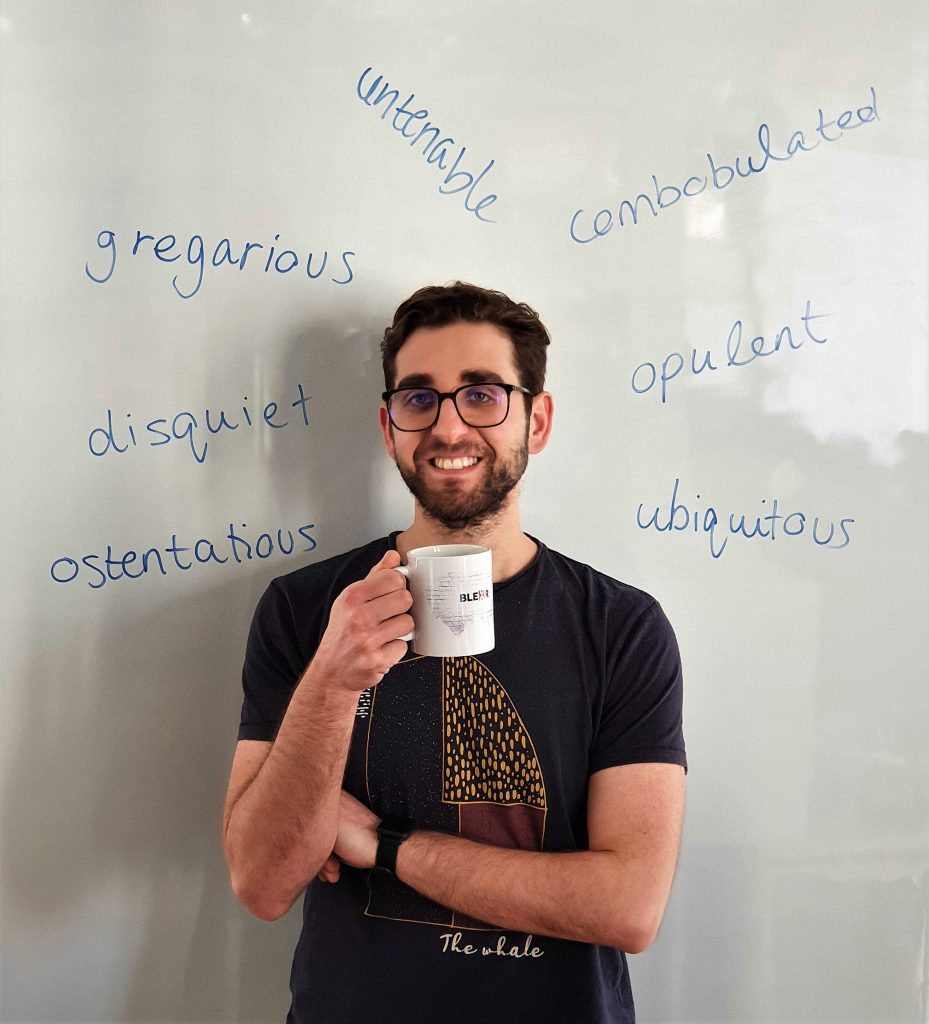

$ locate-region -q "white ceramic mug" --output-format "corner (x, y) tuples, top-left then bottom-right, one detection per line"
(395, 544), (494, 657)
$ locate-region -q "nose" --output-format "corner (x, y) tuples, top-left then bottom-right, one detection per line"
(430, 393), (472, 442)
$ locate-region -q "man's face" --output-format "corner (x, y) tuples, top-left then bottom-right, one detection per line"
(380, 321), (546, 531)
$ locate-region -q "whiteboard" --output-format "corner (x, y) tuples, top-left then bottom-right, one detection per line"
(1, 1), (927, 1021)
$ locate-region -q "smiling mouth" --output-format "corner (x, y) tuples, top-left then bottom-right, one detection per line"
(430, 456), (481, 470)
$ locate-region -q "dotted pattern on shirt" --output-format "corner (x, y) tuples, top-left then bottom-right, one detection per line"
(442, 656), (545, 808)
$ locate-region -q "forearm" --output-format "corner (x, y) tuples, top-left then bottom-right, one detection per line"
(225, 665), (358, 918)
(395, 832), (664, 953)
(225, 551), (413, 919)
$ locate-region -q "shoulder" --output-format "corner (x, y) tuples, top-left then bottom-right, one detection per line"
(271, 534), (391, 593)
(538, 544), (661, 620)
(258, 535), (393, 623)
(534, 544), (678, 658)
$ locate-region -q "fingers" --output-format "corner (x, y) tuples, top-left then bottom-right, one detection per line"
(313, 549), (413, 691)
(372, 612), (415, 648)
(373, 584), (413, 621)
(378, 637), (411, 665)
(318, 854), (341, 884)
(339, 571), (412, 628)
(337, 583), (412, 637)
(348, 564), (410, 609)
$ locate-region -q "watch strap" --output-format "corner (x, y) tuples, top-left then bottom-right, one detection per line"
(375, 815), (414, 877)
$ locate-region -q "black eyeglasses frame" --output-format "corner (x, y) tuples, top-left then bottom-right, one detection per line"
(381, 382), (536, 432)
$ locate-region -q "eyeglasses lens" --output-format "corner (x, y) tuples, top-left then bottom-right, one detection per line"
(390, 384), (508, 430)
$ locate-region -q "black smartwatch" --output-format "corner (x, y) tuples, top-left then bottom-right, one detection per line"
(374, 816), (414, 877)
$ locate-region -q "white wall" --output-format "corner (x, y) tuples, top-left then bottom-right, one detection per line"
(1, 2), (927, 1021)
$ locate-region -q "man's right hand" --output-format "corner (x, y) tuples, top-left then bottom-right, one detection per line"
(309, 549), (413, 692)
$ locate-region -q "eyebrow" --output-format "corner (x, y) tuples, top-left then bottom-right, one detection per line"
(394, 368), (508, 390)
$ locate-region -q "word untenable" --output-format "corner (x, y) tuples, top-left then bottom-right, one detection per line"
(49, 520), (318, 590)
(85, 226), (356, 299)
(631, 300), (829, 404)
(637, 479), (854, 560)
(570, 86), (879, 243)
(356, 67), (498, 222)
(87, 383), (311, 465)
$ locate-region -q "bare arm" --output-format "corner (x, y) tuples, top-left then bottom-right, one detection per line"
(332, 762), (685, 952)
(222, 550), (413, 921)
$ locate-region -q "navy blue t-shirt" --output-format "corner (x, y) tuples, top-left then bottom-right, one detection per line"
(239, 534), (686, 1024)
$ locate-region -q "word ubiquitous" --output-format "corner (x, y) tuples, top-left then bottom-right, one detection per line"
(631, 300), (829, 404)
(50, 520), (317, 589)
(85, 227), (356, 298)
(570, 86), (879, 243)
(87, 383), (311, 465)
(356, 67), (498, 222)
(636, 479), (854, 560)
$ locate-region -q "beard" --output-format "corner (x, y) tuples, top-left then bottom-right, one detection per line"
(395, 432), (529, 532)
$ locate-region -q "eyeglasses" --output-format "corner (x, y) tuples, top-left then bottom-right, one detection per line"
(382, 382), (535, 432)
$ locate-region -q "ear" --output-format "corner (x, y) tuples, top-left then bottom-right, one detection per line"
(379, 404), (397, 460)
(527, 391), (554, 455)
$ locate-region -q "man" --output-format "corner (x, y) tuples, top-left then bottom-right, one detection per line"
(223, 282), (686, 1023)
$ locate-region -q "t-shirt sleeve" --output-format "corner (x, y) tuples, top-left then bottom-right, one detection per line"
(589, 599), (687, 774)
(238, 580), (307, 742)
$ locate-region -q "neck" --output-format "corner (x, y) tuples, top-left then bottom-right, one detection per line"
(396, 499), (537, 583)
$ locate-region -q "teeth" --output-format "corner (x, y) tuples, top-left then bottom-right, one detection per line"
(434, 457), (478, 470)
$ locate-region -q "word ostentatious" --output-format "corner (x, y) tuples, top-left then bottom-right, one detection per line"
(86, 226), (356, 298)
(570, 86), (879, 243)
(50, 520), (318, 590)
(356, 67), (498, 222)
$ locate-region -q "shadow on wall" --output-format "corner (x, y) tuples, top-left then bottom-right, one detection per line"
(637, 842), (926, 1024)
(1, 312), (397, 1021)
(628, 372), (928, 1023)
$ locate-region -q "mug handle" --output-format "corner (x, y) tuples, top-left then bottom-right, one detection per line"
(394, 565), (414, 642)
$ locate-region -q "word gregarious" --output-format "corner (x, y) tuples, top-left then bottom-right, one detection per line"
(86, 227), (355, 298)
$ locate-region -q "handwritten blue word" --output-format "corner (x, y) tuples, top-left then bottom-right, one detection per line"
(86, 227), (355, 299)
(356, 67), (498, 223)
(50, 519), (317, 590)
(636, 479), (854, 559)
(571, 86), (879, 243)
(632, 301), (829, 404)
(87, 383), (311, 465)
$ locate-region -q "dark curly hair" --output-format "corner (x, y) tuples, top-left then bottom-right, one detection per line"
(381, 282), (550, 394)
